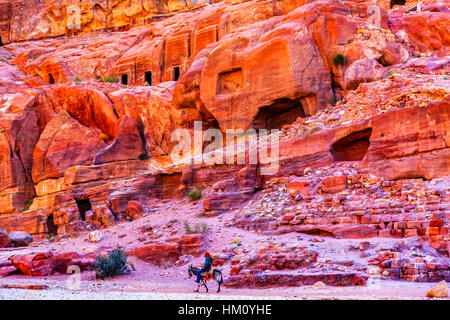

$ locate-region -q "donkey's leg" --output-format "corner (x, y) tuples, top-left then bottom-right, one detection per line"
(217, 280), (221, 293)
(203, 280), (208, 293)
(194, 282), (200, 292)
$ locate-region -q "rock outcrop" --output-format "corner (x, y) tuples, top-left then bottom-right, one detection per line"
(31, 110), (107, 183)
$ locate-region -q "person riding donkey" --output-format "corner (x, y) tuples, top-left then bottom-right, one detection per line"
(188, 252), (222, 292)
(196, 252), (213, 283)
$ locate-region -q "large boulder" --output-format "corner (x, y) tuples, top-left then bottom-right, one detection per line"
(9, 231), (33, 247)
(10, 251), (94, 276)
(11, 252), (54, 276)
(344, 58), (384, 90)
(125, 201), (145, 220)
(426, 281), (448, 298)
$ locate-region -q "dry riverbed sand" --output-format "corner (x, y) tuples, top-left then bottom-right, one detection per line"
(0, 199), (448, 300)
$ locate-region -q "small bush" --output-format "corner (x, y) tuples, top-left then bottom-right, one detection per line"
(328, 95), (341, 106)
(304, 126), (321, 137)
(183, 221), (210, 234)
(186, 187), (203, 201)
(138, 153), (149, 160)
(46, 232), (57, 241)
(73, 77), (83, 82)
(20, 197), (34, 212)
(196, 211), (206, 218)
(229, 238), (242, 246)
(383, 69), (397, 79)
(102, 75), (119, 83)
(93, 246), (131, 279)
(333, 53), (346, 66)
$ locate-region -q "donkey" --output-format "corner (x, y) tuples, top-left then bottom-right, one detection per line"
(188, 265), (223, 293)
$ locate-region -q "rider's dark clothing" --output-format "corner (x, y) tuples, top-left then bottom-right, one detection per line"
(204, 256), (212, 271)
(196, 256), (213, 283)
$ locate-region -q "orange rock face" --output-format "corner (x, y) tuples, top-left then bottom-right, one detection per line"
(94, 116), (145, 165)
(0, 0), (448, 252)
(43, 85), (120, 138)
(2, 0), (210, 44)
(31, 110), (107, 183)
(196, 19), (333, 130)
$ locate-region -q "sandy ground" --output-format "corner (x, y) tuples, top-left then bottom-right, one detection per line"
(0, 198), (448, 300)
(0, 276), (447, 300)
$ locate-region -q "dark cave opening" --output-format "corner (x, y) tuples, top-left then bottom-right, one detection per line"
(75, 198), (91, 221)
(390, 0), (406, 8)
(46, 214), (58, 235)
(0, 36), (3, 47)
(252, 98), (306, 130)
(330, 128), (372, 161)
(145, 71), (152, 86)
(121, 74), (128, 85)
(49, 73), (55, 84)
(173, 66), (180, 81)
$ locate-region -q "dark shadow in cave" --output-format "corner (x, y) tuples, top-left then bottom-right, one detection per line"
(252, 98), (306, 130)
(390, 0), (406, 8)
(121, 74), (128, 85)
(46, 214), (58, 235)
(330, 128), (372, 161)
(145, 71), (152, 86)
(75, 198), (91, 221)
(173, 66), (180, 81)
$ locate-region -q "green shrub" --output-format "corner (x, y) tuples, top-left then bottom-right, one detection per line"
(333, 53), (346, 66)
(102, 75), (119, 83)
(328, 95), (341, 106)
(20, 197), (34, 212)
(183, 221), (210, 234)
(46, 232), (57, 241)
(383, 69), (397, 79)
(304, 126), (321, 137)
(93, 246), (131, 279)
(186, 187), (203, 201)
(196, 211), (206, 218)
(73, 77), (83, 82)
(229, 238), (242, 246)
